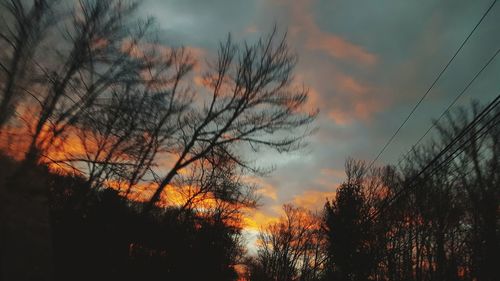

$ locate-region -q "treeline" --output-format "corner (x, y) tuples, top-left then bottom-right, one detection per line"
(246, 102), (499, 281)
(0, 155), (244, 280)
(0, 1), (498, 281)
(0, 0), (314, 280)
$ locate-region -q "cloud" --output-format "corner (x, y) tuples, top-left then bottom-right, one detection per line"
(245, 24), (258, 33)
(328, 110), (352, 126)
(320, 168), (344, 178)
(143, 0), (257, 47)
(335, 74), (369, 95)
(327, 71), (386, 124)
(306, 36), (377, 66)
(255, 184), (278, 201)
(282, 0), (377, 66)
(288, 166), (345, 210)
(327, 96), (385, 125)
(243, 209), (280, 230)
(297, 63), (386, 125)
(144, 0), (500, 251)
(293, 189), (336, 210)
(242, 176), (278, 201)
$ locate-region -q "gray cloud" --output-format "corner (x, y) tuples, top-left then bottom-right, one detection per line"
(141, 0), (500, 221)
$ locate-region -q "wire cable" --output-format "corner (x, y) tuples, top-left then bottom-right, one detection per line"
(370, 94), (500, 220)
(372, 108), (499, 220)
(397, 46), (500, 166)
(368, 0), (498, 169)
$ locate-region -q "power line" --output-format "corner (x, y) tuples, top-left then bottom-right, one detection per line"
(372, 103), (499, 220)
(368, 0), (498, 169)
(370, 94), (500, 220)
(405, 94), (500, 184)
(397, 46), (500, 166)
(423, 109), (499, 182)
(373, 118), (495, 222)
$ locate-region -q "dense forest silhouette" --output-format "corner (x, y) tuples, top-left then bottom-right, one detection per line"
(0, 1), (498, 281)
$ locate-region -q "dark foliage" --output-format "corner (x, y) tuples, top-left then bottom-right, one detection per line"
(50, 174), (242, 281)
(323, 183), (377, 281)
(248, 102), (499, 281)
(0, 154), (242, 281)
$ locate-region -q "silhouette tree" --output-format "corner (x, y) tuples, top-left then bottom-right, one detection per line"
(323, 159), (381, 281)
(252, 204), (325, 281)
(21, 0), (153, 164)
(0, 0), (56, 128)
(0, 1), (166, 280)
(66, 45), (194, 198)
(46, 167), (246, 281)
(432, 101), (499, 281)
(144, 29), (317, 212)
(372, 100), (499, 281)
(242, 104), (497, 281)
(1, 2), (318, 280)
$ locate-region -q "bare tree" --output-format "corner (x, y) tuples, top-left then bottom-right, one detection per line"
(372, 101), (499, 281)
(62, 45), (194, 197)
(433, 102), (499, 281)
(0, 1), (163, 280)
(17, 0), (153, 165)
(1, 2), (318, 279)
(255, 204), (325, 281)
(144, 29), (317, 212)
(0, 0), (56, 128)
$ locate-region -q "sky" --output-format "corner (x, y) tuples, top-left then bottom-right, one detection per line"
(138, 0), (500, 248)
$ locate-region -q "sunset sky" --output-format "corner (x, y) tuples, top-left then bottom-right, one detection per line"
(138, 0), (500, 247)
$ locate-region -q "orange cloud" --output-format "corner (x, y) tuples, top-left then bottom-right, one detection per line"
(193, 75), (207, 87)
(353, 98), (383, 121)
(0, 108), (89, 174)
(313, 168), (344, 191)
(244, 176), (278, 201)
(264, 0), (385, 125)
(121, 181), (219, 209)
(328, 110), (352, 126)
(335, 74), (369, 96)
(245, 25), (258, 33)
(293, 54), (384, 125)
(324, 74), (384, 125)
(293, 189), (336, 210)
(306, 35), (377, 66)
(242, 208), (280, 231)
(283, 0), (377, 66)
(256, 186), (278, 201)
(320, 168), (344, 178)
